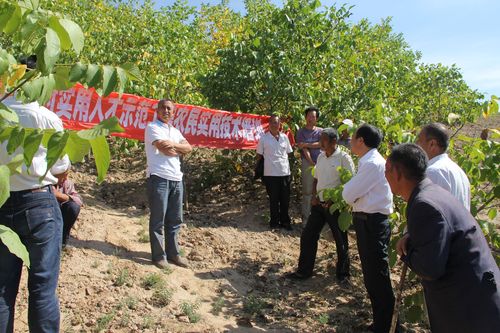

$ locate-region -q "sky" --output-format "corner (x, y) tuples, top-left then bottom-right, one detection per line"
(155, 0), (500, 97)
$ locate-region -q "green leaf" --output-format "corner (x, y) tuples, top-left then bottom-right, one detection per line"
(115, 67), (128, 95)
(6, 154), (24, 174)
(43, 131), (69, 179)
(23, 129), (43, 168)
(3, 5), (21, 34)
(85, 64), (102, 88)
(0, 165), (9, 207)
(0, 224), (30, 267)
(102, 65), (118, 97)
(77, 116), (124, 140)
(41, 27), (61, 74)
(21, 76), (44, 102)
(39, 74), (56, 105)
(0, 102), (19, 123)
(338, 211), (352, 231)
(69, 62), (87, 82)
(6, 127), (25, 155)
(488, 208), (498, 220)
(65, 131), (90, 163)
(120, 63), (142, 81)
(48, 17), (71, 51)
(89, 135), (110, 183)
(58, 19), (85, 55)
(53, 66), (72, 90)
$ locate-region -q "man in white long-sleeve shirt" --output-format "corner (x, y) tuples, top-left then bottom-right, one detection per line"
(342, 124), (399, 333)
(416, 123), (470, 211)
(0, 92), (69, 333)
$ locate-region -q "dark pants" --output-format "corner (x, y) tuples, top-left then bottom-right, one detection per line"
(298, 205), (350, 279)
(354, 212), (397, 333)
(147, 175), (184, 262)
(60, 200), (80, 245)
(0, 186), (63, 333)
(263, 176), (291, 227)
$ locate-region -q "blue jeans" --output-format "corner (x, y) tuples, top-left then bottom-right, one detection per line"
(0, 186), (63, 333)
(147, 175), (183, 262)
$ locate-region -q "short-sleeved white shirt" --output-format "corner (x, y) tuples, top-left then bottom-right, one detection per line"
(256, 132), (293, 177)
(145, 120), (186, 181)
(0, 96), (70, 191)
(314, 149), (355, 201)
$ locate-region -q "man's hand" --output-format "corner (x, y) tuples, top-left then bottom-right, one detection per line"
(396, 233), (410, 257)
(156, 140), (175, 150)
(311, 196), (320, 206)
(163, 148), (179, 157)
(297, 142), (308, 149)
(53, 188), (69, 203)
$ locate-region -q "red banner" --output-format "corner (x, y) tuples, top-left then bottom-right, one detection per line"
(46, 84), (293, 150)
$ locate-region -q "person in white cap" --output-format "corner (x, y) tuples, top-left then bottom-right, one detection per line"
(338, 119), (353, 149)
(52, 157), (83, 247)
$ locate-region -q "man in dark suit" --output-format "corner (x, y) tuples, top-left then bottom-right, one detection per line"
(385, 143), (500, 333)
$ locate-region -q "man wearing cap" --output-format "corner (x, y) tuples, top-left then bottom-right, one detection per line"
(296, 106), (323, 224)
(338, 119), (353, 149)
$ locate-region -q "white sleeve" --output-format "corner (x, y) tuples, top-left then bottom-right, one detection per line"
(285, 136), (293, 154)
(342, 153), (356, 175)
(146, 124), (164, 145)
(256, 138), (264, 155)
(342, 162), (379, 205)
(175, 127), (186, 143)
(427, 168), (452, 193)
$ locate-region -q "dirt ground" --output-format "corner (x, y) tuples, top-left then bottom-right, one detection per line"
(12, 115), (499, 332)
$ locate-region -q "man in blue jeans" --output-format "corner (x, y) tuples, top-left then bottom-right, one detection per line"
(0, 94), (70, 333)
(145, 99), (192, 269)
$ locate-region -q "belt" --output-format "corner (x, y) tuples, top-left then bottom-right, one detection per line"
(11, 185), (52, 194)
(352, 211), (388, 221)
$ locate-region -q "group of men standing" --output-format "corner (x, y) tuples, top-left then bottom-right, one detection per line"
(1, 92), (499, 333)
(257, 106), (500, 332)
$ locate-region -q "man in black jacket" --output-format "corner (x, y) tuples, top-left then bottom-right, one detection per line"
(385, 143), (500, 333)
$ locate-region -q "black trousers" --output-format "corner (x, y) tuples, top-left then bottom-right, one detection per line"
(60, 200), (81, 245)
(354, 212), (397, 333)
(263, 176), (291, 227)
(297, 205), (350, 279)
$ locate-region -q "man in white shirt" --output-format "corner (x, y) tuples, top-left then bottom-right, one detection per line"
(256, 114), (293, 230)
(0, 92), (69, 332)
(342, 124), (399, 333)
(145, 99), (192, 269)
(287, 128), (355, 282)
(416, 123), (471, 210)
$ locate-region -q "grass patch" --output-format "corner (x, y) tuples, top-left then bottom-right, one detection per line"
(317, 313), (330, 325)
(243, 295), (266, 316)
(211, 296), (225, 316)
(122, 296), (138, 310)
(141, 273), (165, 290)
(94, 311), (115, 332)
(142, 315), (154, 329)
(114, 268), (130, 287)
(181, 301), (201, 323)
(137, 229), (149, 243)
(151, 287), (173, 307)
